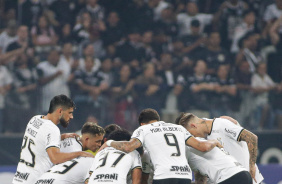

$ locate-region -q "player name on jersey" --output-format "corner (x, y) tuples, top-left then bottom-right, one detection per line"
(150, 127), (183, 133)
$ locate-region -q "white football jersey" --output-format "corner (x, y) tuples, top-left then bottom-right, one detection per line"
(206, 118), (264, 183)
(131, 121), (192, 180)
(88, 147), (141, 184)
(60, 137), (82, 153)
(35, 157), (94, 184)
(186, 138), (246, 183)
(13, 115), (61, 184)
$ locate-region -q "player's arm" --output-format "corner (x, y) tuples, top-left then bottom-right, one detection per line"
(238, 129), (258, 182)
(186, 136), (223, 152)
(194, 171), (207, 184)
(99, 138), (142, 153)
(61, 133), (80, 140)
(132, 167), (142, 184)
(46, 147), (93, 164)
(141, 173), (149, 184)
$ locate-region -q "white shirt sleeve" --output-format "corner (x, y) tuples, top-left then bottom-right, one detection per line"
(131, 127), (145, 146)
(141, 150), (151, 174)
(130, 151), (142, 170)
(220, 119), (244, 141)
(181, 126), (192, 142)
(45, 125), (61, 149)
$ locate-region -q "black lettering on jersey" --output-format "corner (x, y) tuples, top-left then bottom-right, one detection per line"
(150, 128), (162, 133)
(35, 179), (55, 184)
(225, 128), (237, 137)
(162, 127), (181, 132)
(27, 128), (38, 138)
(15, 171), (30, 180)
(94, 173), (118, 180)
(30, 119), (43, 129)
(61, 138), (73, 148)
(170, 165), (191, 173)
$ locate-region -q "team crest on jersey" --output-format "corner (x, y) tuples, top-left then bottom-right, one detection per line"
(224, 128), (237, 137)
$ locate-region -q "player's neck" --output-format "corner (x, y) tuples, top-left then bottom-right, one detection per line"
(43, 113), (59, 125)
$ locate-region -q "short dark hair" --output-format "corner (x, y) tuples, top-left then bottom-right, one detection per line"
(48, 94), (75, 113)
(175, 112), (196, 127)
(107, 129), (131, 141)
(104, 124), (122, 139)
(138, 108), (160, 125)
(81, 122), (105, 136)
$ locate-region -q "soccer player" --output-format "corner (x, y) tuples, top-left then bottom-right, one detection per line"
(175, 113), (264, 183)
(87, 129), (142, 184)
(187, 137), (252, 184)
(99, 108), (222, 184)
(12, 95), (93, 184)
(35, 122), (105, 184)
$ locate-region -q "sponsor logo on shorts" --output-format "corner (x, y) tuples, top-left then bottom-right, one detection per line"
(35, 179), (55, 184)
(225, 128), (237, 137)
(94, 173), (118, 181)
(14, 171), (30, 181)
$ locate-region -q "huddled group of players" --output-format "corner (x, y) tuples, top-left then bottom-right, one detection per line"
(12, 94), (264, 184)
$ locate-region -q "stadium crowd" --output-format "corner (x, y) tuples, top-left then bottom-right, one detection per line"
(0, 0), (282, 133)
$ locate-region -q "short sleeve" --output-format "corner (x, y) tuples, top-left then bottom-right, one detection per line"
(131, 127), (145, 146)
(45, 125), (61, 150)
(131, 151), (142, 170)
(181, 126), (192, 142)
(220, 119), (244, 141)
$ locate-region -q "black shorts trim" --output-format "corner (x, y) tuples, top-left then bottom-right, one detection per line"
(218, 171), (252, 184)
(153, 178), (191, 184)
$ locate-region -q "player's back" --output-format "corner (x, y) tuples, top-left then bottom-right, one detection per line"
(186, 138), (246, 183)
(88, 147), (141, 184)
(35, 156), (94, 184)
(132, 121), (192, 180)
(13, 115), (61, 184)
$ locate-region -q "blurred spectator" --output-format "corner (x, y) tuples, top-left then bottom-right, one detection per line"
(116, 29), (145, 75)
(73, 56), (109, 127)
(0, 64), (13, 133)
(236, 32), (262, 73)
(150, 0), (171, 21)
(177, 60), (215, 117)
(251, 62), (276, 130)
(177, 2), (213, 36)
(73, 12), (93, 44)
(60, 42), (78, 75)
(141, 31), (157, 62)
(235, 61), (254, 128)
(49, 0), (77, 26)
(101, 11), (125, 47)
(31, 15), (58, 46)
(263, 0), (282, 23)
(134, 63), (163, 112)
(5, 54), (37, 133)
(79, 0), (105, 22)
(181, 19), (206, 59)
(19, 0), (43, 27)
(269, 83), (282, 130)
(37, 49), (71, 113)
(154, 6), (179, 39)
(0, 20), (17, 53)
(58, 23), (75, 45)
(199, 32), (232, 75)
(100, 58), (114, 85)
(231, 10), (257, 53)
(210, 64), (237, 118)
(6, 25), (30, 52)
(78, 43), (101, 71)
(214, 0), (249, 49)
(269, 15), (282, 50)
(111, 64), (136, 129)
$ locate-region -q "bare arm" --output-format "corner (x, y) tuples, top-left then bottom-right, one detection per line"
(194, 171), (207, 184)
(99, 138), (142, 153)
(186, 137), (223, 152)
(238, 129), (258, 182)
(46, 147), (93, 165)
(141, 173), (149, 184)
(132, 167), (142, 184)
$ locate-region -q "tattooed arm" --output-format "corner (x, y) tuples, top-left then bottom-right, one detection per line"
(98, 138), (142, 153)
(194, 171), (207, 184)
(238, 129), (258, 182)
